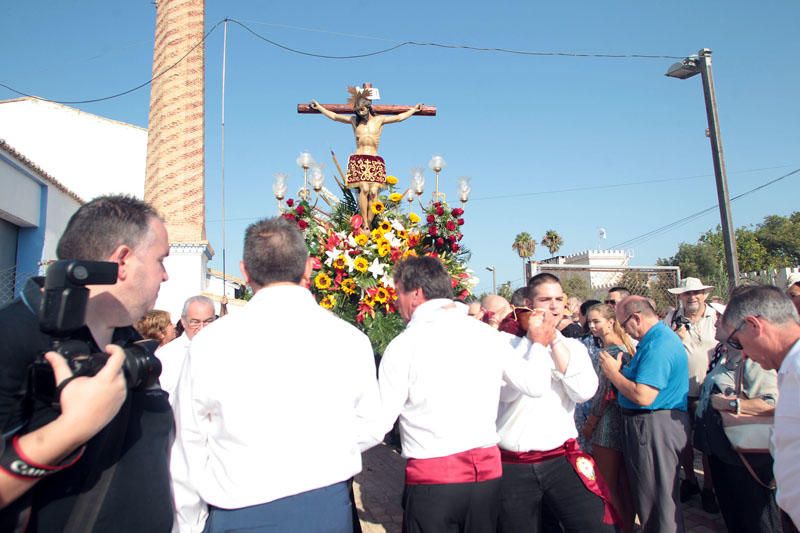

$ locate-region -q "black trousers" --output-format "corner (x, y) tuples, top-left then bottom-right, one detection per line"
(402, 478), (500, 533)
(498, 456), (614, 533)
(708, 454), (782, 533)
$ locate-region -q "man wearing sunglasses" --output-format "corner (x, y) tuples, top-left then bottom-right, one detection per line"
(721, 285), (800, 530)
(599, 295), (689, 533)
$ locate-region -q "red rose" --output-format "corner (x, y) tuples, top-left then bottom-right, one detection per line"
(283, 213), (297, 221)
(446, 220), (456, 231)
(433, 202), (442, 208)
(459, 289), (469, 300)
(435, 206), (445, 216)
(451, 207), (464, 216)
(297, 219), (309, 230)
(286, 199), (294, 207)
(295, 205), (305, 216)
(426, 214), (436, 224)
(436, 237), (445, 247)
(450, 278), (458, 288)
(429, 226), (438, 236)
(448, 234), (457, 242)
(451, 242), (459, 252)
(310, 257), (322, 270)
(457, 218), (465, 226)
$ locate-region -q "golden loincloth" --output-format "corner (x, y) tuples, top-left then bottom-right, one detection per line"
(346, 154), (386, 187)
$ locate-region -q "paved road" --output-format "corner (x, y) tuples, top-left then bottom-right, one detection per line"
(353, 444), (727, 532)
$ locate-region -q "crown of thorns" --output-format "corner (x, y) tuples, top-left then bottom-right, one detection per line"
(347, 86), (374, 108)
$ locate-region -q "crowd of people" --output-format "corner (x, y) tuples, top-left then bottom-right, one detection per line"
(0, 194), (798, 532)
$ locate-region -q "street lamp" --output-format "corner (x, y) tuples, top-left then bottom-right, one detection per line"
(428, 155), (446, 201)
(666, 48), (739, 289)
(486, 266), (497, 294)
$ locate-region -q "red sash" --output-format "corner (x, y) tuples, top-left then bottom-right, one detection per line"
(405, 446), (502, 485)
(501, 439), (620, 526)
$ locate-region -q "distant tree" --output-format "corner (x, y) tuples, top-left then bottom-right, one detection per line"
(541, 230), (564, 257)
(498, 281), (514, 301)
(512, 232), (536, 281)
(657, 211), (799, 297)
(560, 275), (591, 301)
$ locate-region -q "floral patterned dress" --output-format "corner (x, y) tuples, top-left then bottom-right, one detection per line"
(574, 334), (601, 452)
(589, 344), (633, 451)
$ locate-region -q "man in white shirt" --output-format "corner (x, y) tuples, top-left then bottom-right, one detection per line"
(721, 284), (800, 531)
(361, 256), (516, 532)
(155, 295), (215, 404)
(171, 217), (380, 532)
(497, 273), (615, 533)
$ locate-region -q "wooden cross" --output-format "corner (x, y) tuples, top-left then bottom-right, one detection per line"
(297, 82), (437, 116)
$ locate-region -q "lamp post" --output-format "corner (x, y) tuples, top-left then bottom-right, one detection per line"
(296, 151), (314, 201)
(457, 176), (471, 209)
(486, 266), (497, 295)
(272, 172), (288, 211)
(428, 155), (446, 202)
(666, 48), (739, 289)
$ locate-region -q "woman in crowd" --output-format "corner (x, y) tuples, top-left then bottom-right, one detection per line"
(580, 303), (636, 533)
(694, 304), (781, 532)
(574, 299), (602, 452)
(134, 309), (177, 347)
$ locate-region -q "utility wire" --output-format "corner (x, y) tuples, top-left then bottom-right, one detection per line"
(0, 16), (685, 105)
(470, 164), (795, 202)
(0, 20), (223, 105)
(611, 166), (800, 249)
(227, 18), (684, 61)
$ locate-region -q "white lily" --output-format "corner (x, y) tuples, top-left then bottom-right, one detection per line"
(324, 249), (341, 267)
(367, 258), (386, 279)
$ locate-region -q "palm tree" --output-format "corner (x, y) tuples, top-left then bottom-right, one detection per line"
(512, 232), (536, 281)
(541, 230), (564, 257)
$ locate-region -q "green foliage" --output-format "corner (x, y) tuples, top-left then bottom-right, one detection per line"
(658, 212), (800, 293)
(512, 232), (536, 259)
(560, 275), (592, 301)
(497, 281), (514, 301)
(541, 230), (564, 256)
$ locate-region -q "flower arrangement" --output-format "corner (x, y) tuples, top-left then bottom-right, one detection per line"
(280, 178), (477, 355)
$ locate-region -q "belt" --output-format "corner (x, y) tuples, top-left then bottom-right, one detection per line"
(620, 408), (676, 416)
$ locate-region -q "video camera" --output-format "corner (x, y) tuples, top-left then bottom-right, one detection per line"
(671, 311), (692, 332)
(27, 260), (162, 408)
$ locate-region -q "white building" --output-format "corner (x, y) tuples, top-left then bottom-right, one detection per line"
(0, 98), (232, 319)
(532, 249), (632, 289)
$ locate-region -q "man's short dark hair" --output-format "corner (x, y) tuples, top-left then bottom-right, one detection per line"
(393, 256), (453, 300)
(243, 217), (308, 286)
(56, 195), (161, 260)
(580, 299), (602, 316)
(723, 284), (800, 328)
(511, 287), (529, 307)
(608, 286), (631, 297)
(527, 272), (562, 300)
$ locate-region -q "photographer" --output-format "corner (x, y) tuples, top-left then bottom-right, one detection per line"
(0, 195), (173, 531)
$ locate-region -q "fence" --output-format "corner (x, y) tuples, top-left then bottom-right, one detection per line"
(0, 266), (39, 308)
(530, 263), (681, 315)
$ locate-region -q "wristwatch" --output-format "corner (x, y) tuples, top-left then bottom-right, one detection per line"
(729, 399), (740, 414)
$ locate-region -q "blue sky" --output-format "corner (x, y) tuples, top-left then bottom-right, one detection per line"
(3, 1), (798, 294)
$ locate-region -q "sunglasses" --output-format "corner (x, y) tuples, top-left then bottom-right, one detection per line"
(604, 299), (618, 305)
(725, 318), (752, 350)
(621, 312), (638, 329)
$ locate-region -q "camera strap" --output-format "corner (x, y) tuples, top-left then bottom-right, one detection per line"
(20, 277), (45, 318)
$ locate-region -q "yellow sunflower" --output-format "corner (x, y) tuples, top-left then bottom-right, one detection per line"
(314, 272), (332, 290)
(332, 256), (347, 270)
(397, 229), (408, 240)
(408, 212), (420, 224)
(354, 233), (368, 246)
(371, 201), (385, 215)
(389, 192), (403, 203)
(341, 278), (356, 295)
(353, 256), (369, 273)
(403, 249), (418, 258)
(379, 220), (392, 233)
(386, 175), (399, 185)
(378, 243), (391, 257)
(320, 295), (336, 309)
(371, 229), (383, 242)
(374, 287), (389, 304)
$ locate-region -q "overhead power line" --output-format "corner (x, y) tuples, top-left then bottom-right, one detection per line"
(0, 20), (223, 105)
(610, 166), (800, 249)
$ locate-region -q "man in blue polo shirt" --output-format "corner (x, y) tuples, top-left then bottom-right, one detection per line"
(600, 295), (689, 533)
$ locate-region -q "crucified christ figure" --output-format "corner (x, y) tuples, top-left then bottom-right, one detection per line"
(309, 85), (423, 228)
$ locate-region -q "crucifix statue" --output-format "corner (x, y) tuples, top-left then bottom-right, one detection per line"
(298, 83), (436, 228)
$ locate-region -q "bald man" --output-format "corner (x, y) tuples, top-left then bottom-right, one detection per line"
(600, 296), (689, 533)
(481, 294), (512, 329)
